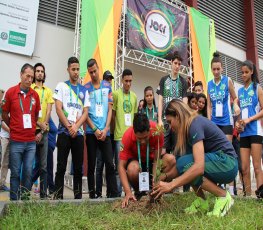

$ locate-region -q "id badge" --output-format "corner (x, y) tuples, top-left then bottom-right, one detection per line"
(139, 172), (149, 192)
(242, 108), (248, 119)
(23, 114), (32, 129)
(38, 110), (42, 118)
(96, 104), (103, 117)
(216, 102), (223, 117)
(124, 113), (132, 126)
(68, 108), (77, 122)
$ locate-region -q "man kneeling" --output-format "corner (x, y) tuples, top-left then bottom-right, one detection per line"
(118, 113), (176, 208)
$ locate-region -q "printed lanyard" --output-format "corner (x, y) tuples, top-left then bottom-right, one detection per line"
(123, 91), (131, 112)
(137, 141), (149, 172)
(19, 94), (32, 114)
(170, 74), (179, 98)
(40, 88), (44, 104)
(146, 106), (155, 120)
(92, 82), (103, 104)
(69, 83), (79, 104)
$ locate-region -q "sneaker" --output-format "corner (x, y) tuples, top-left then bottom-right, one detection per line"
(207, 191), (234, 217)
(0, 185), (10, 192)
(184, 197), (209, 214)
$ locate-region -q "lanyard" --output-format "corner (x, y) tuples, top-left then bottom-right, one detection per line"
(170, 74), (179, 98)
(146, 106), (155, 120)
(137, 141), (149, 172)
(40, 87), (45, 104)
(69, 83), (79, 104)
(92, 82), (103, 104)
(123, 91), (131, 112)
(19, 94), (32, 114)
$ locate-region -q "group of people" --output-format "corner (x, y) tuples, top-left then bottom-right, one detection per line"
(0, 51), (263, 217)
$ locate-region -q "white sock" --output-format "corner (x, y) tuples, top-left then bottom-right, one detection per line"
(229, 186), (234, 195)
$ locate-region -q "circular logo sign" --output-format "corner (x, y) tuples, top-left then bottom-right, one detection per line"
(145, 10), (172, 50)
(1, 32), (8, 40)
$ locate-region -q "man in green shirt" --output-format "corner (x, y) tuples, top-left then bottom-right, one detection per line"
(112, 69), (137, 196)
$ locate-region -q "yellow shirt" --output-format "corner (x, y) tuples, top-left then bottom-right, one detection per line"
(31, 83), (54, 129)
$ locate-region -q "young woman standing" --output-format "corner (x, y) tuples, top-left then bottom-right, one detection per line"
(236, 60), (263, 196)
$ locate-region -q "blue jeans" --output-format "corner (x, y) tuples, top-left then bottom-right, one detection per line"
(114, 140), (122, 196)
(9, 140), (36, 200)
(32, 132), (48, 198)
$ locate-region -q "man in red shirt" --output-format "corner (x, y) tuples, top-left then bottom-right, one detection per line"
(119, 113), (176, 208)
(2, 63), (41, 200)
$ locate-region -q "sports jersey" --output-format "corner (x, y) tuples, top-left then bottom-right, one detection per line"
(53, 80), (90, 136)
(113, 88), (137, 141)
(84, 80), (112, 136)
(156, 75), (188, 119)
(2, 83), (41, 142)
(119, 121), (164, 162)
(31, 83), (54, 129)
(186, 115), (237, 158)
(141, 106), (158, 123)
(207, 76), (233, 126)
(238, 83), (263, 137)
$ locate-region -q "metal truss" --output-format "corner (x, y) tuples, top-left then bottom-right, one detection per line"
(73, 0), (81, 59)
(114, 0), (192, 90)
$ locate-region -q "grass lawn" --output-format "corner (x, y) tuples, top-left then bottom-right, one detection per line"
(1, 193), (262, 230)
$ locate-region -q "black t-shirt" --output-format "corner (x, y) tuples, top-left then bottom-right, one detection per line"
(156, 75), (188, 119)
(186, 116), (237, 158)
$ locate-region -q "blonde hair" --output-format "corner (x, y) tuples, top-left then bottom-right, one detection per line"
(165, 99), (198, 156)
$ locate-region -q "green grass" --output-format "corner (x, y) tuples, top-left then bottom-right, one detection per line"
(1, 193), (262, 230)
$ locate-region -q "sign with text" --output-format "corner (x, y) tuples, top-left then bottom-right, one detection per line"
(0, 0), (39, 56)
(126, 0), (189, 65)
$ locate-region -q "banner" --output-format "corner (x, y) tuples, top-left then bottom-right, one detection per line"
(0, 0), (39, 56)
(126, 0), (189, 65)
(189, 7), (216, 92)
(80, 0), (123, 85)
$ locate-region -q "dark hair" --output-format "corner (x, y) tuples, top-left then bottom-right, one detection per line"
(143, 86), (156, 109)
(87, 58), (98, 68)
(211, 52), (222, 67)
(122, 69), (132, 78)
(197, 93), (207, 117)
(33, 63), (46, 83)
(241, 60), (259, 89)
(21, 63), (34, 73)
(171, 51), (182, 62)
(187, 92), (198, 108)
(68, 56), (79, 67)
(194, 81), (203, 89)
(133, 113), (150, 133)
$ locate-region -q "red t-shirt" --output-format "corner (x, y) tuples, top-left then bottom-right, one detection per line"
(2, 84), (40, 142)
(119, 121), (164, 162)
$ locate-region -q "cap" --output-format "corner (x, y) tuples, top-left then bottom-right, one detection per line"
(103, 70), (114, 80)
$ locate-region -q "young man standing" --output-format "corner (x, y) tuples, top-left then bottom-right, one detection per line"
(95, 70), (115, 198)
(85, 59), (117, 198)
(53, 57), (90, 199)
(2, 64), (41, 200)
(156, 51), (188, 155)
(119, 113), (176, 208)
(31, 63), (54, 198)
(112, 69), (138, 196)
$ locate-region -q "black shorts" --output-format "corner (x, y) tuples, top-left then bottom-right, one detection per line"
(217, 125), (233, 135)
(240, 135), (263, 148)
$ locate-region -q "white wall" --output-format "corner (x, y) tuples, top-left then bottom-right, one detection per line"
(0, 21), (75, 110)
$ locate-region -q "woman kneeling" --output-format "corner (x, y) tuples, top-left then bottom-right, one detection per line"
(152, 99), (238, 217)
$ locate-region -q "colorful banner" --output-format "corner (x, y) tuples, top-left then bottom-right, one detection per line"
(189, 7), (216, 92)
(0, 0), (39, 56)
(79, 0), (123, 85)
(126, 0), (189, 65)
